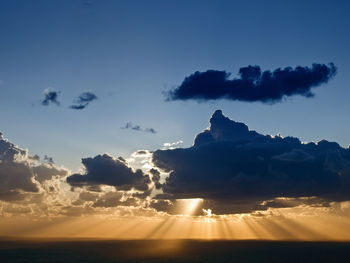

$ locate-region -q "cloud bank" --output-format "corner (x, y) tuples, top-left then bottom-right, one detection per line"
(2, 110), (350, 218)
(152, 110), (350, 214)
(166, 63), (337, 103)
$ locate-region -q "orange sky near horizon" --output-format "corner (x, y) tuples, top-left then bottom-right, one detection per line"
(1, 201), (350, 241)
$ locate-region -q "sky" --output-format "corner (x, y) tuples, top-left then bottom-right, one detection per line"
(1, 0), (350, 240)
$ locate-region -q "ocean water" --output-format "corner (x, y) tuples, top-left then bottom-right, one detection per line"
(0, 239), (349, 263)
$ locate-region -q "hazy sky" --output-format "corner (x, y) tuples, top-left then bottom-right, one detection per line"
(1, 0), (350, 171)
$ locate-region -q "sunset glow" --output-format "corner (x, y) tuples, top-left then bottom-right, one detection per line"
(1, 1), (350, 262)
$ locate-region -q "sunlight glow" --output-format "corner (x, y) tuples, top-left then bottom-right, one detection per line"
(203, 208), (212, 217)
(181, 198), (203, 215)
(1, 206), (350, 240)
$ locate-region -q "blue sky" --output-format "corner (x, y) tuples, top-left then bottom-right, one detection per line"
(0, 0), (349, 171)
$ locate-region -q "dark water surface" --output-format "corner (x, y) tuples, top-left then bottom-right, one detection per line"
(0, 238), (349, 262)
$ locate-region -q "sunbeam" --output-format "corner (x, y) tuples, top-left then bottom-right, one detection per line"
(180, 198), (203, 215)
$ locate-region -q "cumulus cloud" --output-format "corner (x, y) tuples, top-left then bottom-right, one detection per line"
(152, 110), (350, 214)
(122, 122), (157, 134)
(0, 132), (68, 202)
(166, 63), (337, 103)
(3, 109), (350, 218)
(32, 164), (67, 183)
(0, 133), (157, 218)
(66, 154), (151, 191)
(0, 133), (39, 199)
(41, 88), (60, 106)
(69, 92), (97, 110)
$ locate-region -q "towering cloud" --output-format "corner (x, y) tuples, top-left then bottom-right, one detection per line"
(166, 63), (337, 103)
(152, 110), (350, 214)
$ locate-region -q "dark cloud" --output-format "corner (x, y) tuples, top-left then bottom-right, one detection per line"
(66, 154), (151, 191)
(150, 168), (162, 189)
(149, 199), (176, 214)
(0, 162), (39, 195)
(122, 122), (157, 134)
(150, 198), (265, 215)
(70, 92), (97, 110)
(166, 63), (337, 103)
(32, 164), (67, 183)
(41, 89), (60, 106)
(0, 190), (28, 202)
(152, 110), (350, 214)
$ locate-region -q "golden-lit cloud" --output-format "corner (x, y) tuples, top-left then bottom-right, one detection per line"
(1, 110), (350, 241)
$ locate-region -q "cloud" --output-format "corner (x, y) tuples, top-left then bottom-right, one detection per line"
(163, 140), (183, 149)
(166, 63), (337, 103)
(0, 133), (39, 197)
(66, 154), (151, 191)
(152, 110), (350, 214)
(0, 132), (153, 218)
(43, 155), (54, 164)
(135, 150), (148, 155)
(70, 92), (97, 110)
(122, 122), (157, 134)
(0, 132), (68, 202)
(149, 198), (260, 215)
(92, 192), (139, 208)
(41, 88), (60, 106)
(32, 164), (67, 183)
(150, 168), (162, 189)
(2, 120), (350, 226)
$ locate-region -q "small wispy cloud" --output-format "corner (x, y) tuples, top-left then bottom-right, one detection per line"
(70, 92), (97, 110)
(122, 122), (157, 134)
(41, 88), (60, 106)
